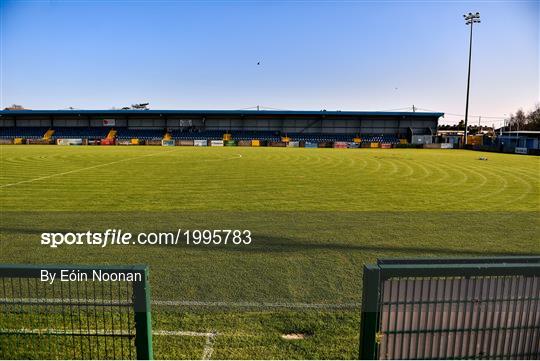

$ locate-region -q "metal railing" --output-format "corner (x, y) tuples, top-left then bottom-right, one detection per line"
(0, 264), (153, 360)
(359, 257), (540, 360)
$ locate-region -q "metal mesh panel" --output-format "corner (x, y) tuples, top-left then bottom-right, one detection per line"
(359, 258), (540, 360)
(0, 266), (151, 360)
(378, 275), (540, 360)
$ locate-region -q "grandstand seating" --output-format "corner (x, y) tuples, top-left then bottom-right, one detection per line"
(225, 131), (281, 142)
(360, 135), (400, 144)
(51, 127), (109, 139)
(286, 133), (352, 142)
(0, 127), (48, 139)
(0, 126), (401, 144)
(170, 129), (226, 140)
(115, 128), (164, 140)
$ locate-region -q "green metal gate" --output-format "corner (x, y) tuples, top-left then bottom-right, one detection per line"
(0, 264), (153, 360)
(359, 257), (540, 359)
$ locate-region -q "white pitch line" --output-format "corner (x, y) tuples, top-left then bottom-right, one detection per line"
(204, 153), (243, 162)
(0, 297), (130, 306)
(0, 327), (214, 338)
(0, 297), (360, 309)
(159, 330), (218, 360)
(223, 153), (242, 160)
(1, 328), (217, 360)
(153, 330), (214, 338)
(154, 300), (361, 309)
(0, 328), (132, 336)
(0, 149), (174, 189)
(0, 150), (242, 188)
(202, 332), (216, 360)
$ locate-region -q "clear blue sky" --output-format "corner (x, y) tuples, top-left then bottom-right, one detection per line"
(1, 0), (538, 125)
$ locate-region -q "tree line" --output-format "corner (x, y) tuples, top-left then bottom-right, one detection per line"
(439, 104), (540, 132)
(505, 104), (540, 131)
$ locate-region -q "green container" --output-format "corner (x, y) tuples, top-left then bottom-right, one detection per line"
(224, 140), (237, 146)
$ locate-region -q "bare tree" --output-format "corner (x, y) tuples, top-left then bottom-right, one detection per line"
(506, 104), (540, 131)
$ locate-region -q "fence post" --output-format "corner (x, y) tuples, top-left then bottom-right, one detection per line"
(133, 266), (154, 360)
(359, 264), (381, 360)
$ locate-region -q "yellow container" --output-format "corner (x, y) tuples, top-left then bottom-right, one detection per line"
(353, 137), (361, 143)
(223, 133), (232, 141)
(14, 138), (24, 145)
(130, 138), (139, 145)
(399, 139), (408, 144)
(251, 139), (260, 147)
(370, 142), (379, 148)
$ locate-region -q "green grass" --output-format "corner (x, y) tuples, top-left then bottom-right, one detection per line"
(0, 145), (539, 359)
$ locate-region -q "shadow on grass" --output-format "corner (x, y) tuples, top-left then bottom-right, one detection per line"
(214, 234), (540, 257)
(1, 227), (538, 258)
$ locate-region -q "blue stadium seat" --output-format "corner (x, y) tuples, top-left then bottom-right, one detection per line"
(0, 127), (48, 139)
(170, 129), (229, 140)
(0, 126), (401, 144)
(360, 135), (399, 144)
(51, 127), (109, 139)
(115, 128), (164, 140)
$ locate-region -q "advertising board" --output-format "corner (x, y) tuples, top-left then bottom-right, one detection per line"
(162, 139), (175, 146)
(57, 138), (83, 146)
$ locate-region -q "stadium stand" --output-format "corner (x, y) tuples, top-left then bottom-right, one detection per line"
(51, 127), (109, 139)
(360, 135), (400, 144)
(170, 129), (224, 140)
(287, 133), (352, 142)
(224, 131), (281, 142)
(0, 126), (401, 144)
(0, 127), (48, 139)
(169, 130), (397, 143)
(115, 128), (165, 140)
(0, 109), (443, 145)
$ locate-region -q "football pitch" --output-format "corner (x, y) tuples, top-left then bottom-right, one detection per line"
(1, 145), (539, 359)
